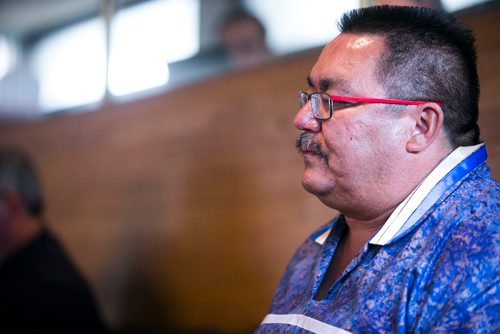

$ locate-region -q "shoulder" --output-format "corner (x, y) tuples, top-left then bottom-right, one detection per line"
(419, 165), (499, 299)
(407, 169), (499, 331)
(409, 164), (499, 297)
(457, 163), (499, 201)
(11, 229), (96, 298)
(430, 164), (499, 270)
(437, 163), (498, 224)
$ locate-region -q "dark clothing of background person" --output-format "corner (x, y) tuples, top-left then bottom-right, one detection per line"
(0, 228), (107, 333)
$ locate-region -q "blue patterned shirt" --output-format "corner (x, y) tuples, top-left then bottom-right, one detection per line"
(256, 144), (499, 333)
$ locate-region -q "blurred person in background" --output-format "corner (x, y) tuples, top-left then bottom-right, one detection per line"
(0, 146), (107, 333)
(219, 8), (272, 68)
(168, 8), (272, 88)
(256, 5), (498, 333)
(367, 0), (443, 9)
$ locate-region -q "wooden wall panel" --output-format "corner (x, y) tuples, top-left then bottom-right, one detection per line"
(0, 5), (498, 333)
(462, 7), (500, 177)
(0, 51), (334, 332)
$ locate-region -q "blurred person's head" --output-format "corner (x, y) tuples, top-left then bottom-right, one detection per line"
(370, 0), (443, 10)
(0, 146), (45, 256)
(219, 9), (271, 67)
(0, 146), (44, 218)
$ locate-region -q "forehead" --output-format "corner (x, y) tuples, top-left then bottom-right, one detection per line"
(309, 33), (386, 95)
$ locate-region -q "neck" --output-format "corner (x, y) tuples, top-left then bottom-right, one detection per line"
(341, 142), (453, 247)
(343, 208), (393, 247)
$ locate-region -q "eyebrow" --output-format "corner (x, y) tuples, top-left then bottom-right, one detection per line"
(306, 75), (352, 95)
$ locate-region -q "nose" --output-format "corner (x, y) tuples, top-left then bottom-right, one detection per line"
(293, 101), (321, 132)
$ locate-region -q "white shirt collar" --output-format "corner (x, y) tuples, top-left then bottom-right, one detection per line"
(369, 143), (485, 246)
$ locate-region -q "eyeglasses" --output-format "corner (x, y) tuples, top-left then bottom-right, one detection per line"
(298, 91), (443, 120)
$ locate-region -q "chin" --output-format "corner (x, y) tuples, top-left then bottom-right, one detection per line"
(301, 173), (334, 198)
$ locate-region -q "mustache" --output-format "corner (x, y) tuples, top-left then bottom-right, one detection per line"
(295, 132), (328, 162)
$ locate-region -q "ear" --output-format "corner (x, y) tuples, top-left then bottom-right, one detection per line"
(406, 102), (444, 153)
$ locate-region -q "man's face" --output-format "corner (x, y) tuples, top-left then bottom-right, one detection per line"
(294, 33), (414, 218)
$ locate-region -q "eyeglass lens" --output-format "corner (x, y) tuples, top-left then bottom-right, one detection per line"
(298, 92), (332, 120)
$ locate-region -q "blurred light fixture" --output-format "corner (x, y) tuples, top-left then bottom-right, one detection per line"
(31, 0), (200, 112)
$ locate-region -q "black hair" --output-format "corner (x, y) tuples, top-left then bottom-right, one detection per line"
(0, 146), (44, 217)
(339, 6), (480, 147)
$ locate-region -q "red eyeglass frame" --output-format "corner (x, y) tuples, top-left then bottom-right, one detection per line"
(325, 94), (443, 106)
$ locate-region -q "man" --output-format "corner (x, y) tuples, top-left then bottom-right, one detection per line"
(0, 146), (107, 333)
(256, 6), (498, 333)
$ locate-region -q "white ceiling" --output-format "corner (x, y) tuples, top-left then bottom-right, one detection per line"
(0, 0), (495, 43)
(0, 0), (139, 40)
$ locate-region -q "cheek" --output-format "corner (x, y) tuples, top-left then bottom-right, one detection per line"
(321, 122), (361, 174)
(323, 119), (369, 152)
(321, 125), (344, 160)
(323, 116), (399, 166)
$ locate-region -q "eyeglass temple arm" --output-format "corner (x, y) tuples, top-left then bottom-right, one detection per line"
(330, 95), (443, 106)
